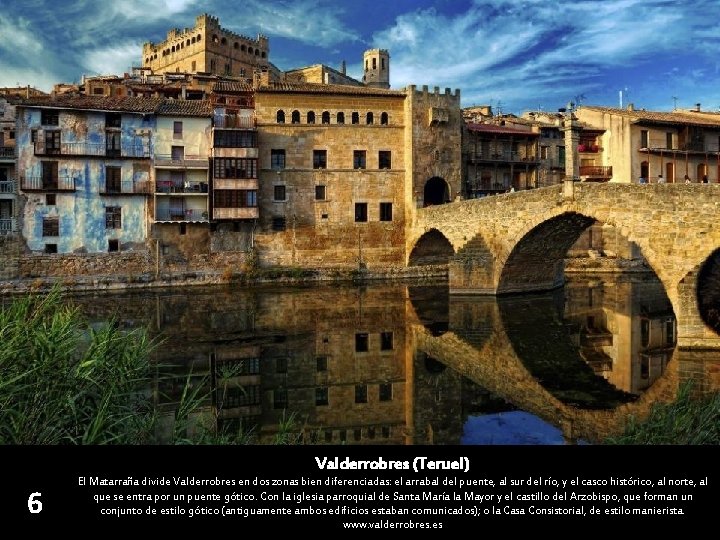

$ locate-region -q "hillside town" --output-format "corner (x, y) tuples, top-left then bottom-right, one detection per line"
(2, 13), (720, 287)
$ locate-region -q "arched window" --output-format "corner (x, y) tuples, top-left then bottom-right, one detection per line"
(241, 44), (246, 52)
(186, 39), (190, 46)
(276, 110), (285, 124)
(337, 112), (345, 124)
(191, 37), (195, 44)
(171, 45), (175, 52)
(307, 111), (316, 124)
(261, 52), (266, 58)
(381, 112), (389, 125)
(221, 37), (227, 45)
(291, 110), (300, 124)
(351, 112), (359, 125)
(366, 112), (374, 125)
(248, 47), (254, 55)
(197, 34), (202, 42)
(255, 49), (259, 56)
(234, 42), (239, 49)
(212, 34), (219, 43)
(322, 111), (330, 124)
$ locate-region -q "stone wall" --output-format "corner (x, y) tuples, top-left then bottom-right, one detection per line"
(19, 251), (153, 278)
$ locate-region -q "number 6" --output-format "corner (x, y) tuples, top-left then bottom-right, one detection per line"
(28, 492), (42, 513)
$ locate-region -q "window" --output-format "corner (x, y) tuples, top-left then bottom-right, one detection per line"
(366, 112), (374, 125)
(337, 112), (345, 124)
(641, 319), (650, 348)
(316, 356), (327, 371)
(273, 388), (288, 409)
(355, 385), (368, 404)
(665, 319), (675, 346)
(271, 149), (286, 170)
(666, 132), (673, 150)
(191, 60), (196, 71)
(108, 239), (119, 252)
(276, 357), (288, 373)
(105, 166), (121, 193)
(93, 87), (104, 95)
(273, 185), (286, 201)
(640, 130), (649, 148)
(372, 57), (377, 70)
(44, 130), (61, 154)
(353, 428), (362, 441)
(276, 110), (285, 123)
(291, 110), (300, 124)
(307, 111), (315, 124)
(315, 387), (328, 406)
(41, 161), (59, 189)
(213, 130), (257, 148)
(46, 194), (56, 206)
(42, 217), (59, 236)
(41, 110), (59, 126)
(380, 112), (388, 125)
(315, 185), (326, 200)
(379, 383), (392, 402)
(353, 150), (366, 169)
(382, 426), (390, 438)
(324, 430), (333, 443)
(272, 217), (287, 231)
(105, 206), (122, 229)
(171, 145), (184, 161)
(31, 129), (38, 143)
(214, 158), (257, 179)
(210, 59), (216, 72)
(213, 190), (257, 208)
(44, 243), (57, 254)
(379, 202), (393, 222)
(106, 113), (121, 128)
(179, 223), (186, 235)
(354, 203), (367, 223)
(379, 150), (391, 169)
(557, 145), (565, 164)
(380, 331), (394, 350)
(355, 332), (368, 352)
(224, 63), (231, 76)
(321, 111), (330, 124)
(351, 112), (359, 125)
(313, 150), (327, 169)
(367, 427), (375, 440)
(540, 145), (549, 159)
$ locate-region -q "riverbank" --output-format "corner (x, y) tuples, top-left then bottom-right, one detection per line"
(0, 264), (449, 295)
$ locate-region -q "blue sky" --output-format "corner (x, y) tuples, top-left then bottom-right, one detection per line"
(1, 0), (720, 114)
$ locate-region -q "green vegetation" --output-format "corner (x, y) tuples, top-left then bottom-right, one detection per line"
(0, 290), (305, 445)
(0, 289), (154, 444)
(606, 383), (720, 445)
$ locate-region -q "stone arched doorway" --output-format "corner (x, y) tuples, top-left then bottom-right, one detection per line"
(424, 177), (450, 206)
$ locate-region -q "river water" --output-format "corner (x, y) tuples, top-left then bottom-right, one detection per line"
(64, 273), (719, 445)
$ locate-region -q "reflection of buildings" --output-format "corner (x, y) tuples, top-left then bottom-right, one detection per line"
(564, 277), (676, 394)
(66, 276), (694, 444)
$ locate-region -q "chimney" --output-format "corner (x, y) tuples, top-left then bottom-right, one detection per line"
(341, 60), (346, 75)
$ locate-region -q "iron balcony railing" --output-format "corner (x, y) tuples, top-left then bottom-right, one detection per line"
(0, 146), (14, 158)
(0, 179), (16, 193)
(34, 141), (150, 158)
(579, 166), (613, 177)
(154, 154), (209, 168)
(21, 175), (76, 191)
(155, 181), (209, 194)
(155, 208), (209, 222)
(100, 180), (151, 195)
(0, 218), (16, 234)
(214, 114), (255, 129)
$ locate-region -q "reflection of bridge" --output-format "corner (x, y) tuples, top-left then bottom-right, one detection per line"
(409, 182), (720, 348)
(407, 293), (685, 442)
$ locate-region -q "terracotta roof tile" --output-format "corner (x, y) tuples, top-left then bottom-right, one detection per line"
(18, 95), (212, 117)
(466, 123), (538, 136)
(155, 99), (213, 117)
(580, 106), (720, 128)
(257, 81), (405, 97)
(212, 81), (254, 93)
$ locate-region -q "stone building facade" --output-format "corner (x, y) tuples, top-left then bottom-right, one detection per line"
(142, 14), (269, 79)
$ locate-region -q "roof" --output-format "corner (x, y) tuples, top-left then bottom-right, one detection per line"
(579, 106), (720, 128)
(466, 123), (538, 136)
(212, 81), (254, 93)
(256, 81), (405, 98)
(18, 95), (212, 117)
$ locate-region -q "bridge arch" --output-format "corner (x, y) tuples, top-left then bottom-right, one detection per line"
(423, 176), (451, 206)
(695, 248), (720, 336)
(408, 228), (454, 266)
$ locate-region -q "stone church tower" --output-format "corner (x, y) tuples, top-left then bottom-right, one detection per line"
(362, 49), (390, 89)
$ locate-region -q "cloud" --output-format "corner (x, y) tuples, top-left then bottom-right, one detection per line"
(83, 41), (143, 77)
(216, 0), (360, 47)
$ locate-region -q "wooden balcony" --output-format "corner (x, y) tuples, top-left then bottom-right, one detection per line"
(21, 175), (76, 192)
(579, 166), (612, 180)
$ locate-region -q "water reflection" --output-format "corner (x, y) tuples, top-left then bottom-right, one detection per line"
(63, 273), (719, 444)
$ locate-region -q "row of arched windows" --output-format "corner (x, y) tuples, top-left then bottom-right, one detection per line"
(148, 34), (267, 63)
(211, 34), (267, 57)
(276, 110), (390, 126)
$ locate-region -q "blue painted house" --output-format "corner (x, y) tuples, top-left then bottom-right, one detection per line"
(16, 96), (159, 253)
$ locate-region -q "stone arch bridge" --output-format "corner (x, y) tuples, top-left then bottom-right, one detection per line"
(408, 182), (720, 349)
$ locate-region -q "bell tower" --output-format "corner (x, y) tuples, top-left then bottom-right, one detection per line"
(362, 49), (390, 89)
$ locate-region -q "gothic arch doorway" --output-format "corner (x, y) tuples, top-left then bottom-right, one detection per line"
(424, 177), (450, 206)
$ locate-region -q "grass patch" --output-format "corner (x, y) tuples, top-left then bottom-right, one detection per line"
(605, 383), (720, 445)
